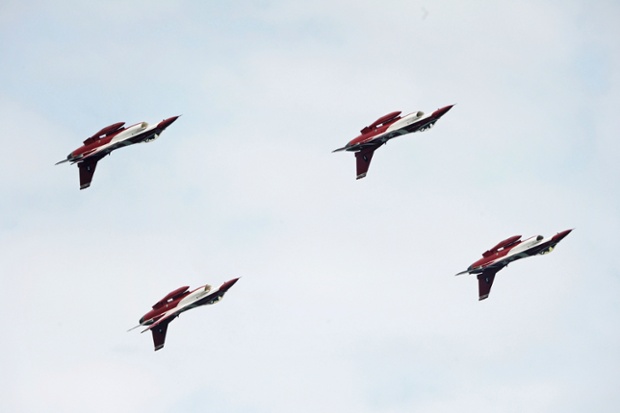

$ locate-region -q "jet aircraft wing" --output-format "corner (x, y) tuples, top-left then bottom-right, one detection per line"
(477, 268), (499, 301)
(355, 147), (377, 179)
(78, 158), (99, 190)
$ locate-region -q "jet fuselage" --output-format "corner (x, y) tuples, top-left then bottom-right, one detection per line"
(344, 105), (453, 152)
(61, 116), (179, 165)
(456, 229), (572, 300)
(139, 278), (239, 326)
(333, 105), (453, 179)
(56, 116), (179, 189)
(132, 278), (239, 351)
(467, 229), (573, 274)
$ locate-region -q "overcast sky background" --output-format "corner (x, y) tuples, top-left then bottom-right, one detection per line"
(1, 0), (619, 412)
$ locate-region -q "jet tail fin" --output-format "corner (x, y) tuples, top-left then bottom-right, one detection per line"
(477, 272), (497, 301)
(78, 159), (98, 190)
(141, 317), (172, 351)
(355, 147), (376, 179)
(151, 322), (169, 351)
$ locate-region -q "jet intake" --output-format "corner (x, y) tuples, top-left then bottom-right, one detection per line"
(418, 120), (436, 132)
(540, 246), (555, 255)
(143, 133), (159, 143)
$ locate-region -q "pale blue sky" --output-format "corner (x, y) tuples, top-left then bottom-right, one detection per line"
(1, 1), (619, 412)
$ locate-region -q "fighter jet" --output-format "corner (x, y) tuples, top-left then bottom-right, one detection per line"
(129, 278), (239, 351)
(332, 105), (453, 179)
(456, 230), (573, 300)
(55, 116), (179, 189)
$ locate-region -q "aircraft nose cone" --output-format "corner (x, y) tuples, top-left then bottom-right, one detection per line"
(432, 104), (454, 119)
(157, 115), (180, 130)
(552, 228), (573, 242)
(220, 277), (240, 292)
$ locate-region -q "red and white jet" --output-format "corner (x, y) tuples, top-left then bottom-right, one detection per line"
(55, 116), (179, 189)
(332, 105), (453, 179)
(129, 278), (239, 351)
(456, 229), (573, 300)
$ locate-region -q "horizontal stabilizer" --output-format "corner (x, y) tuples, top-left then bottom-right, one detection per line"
(141, 312), (176, 334)
(127, 324), (142, 332)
